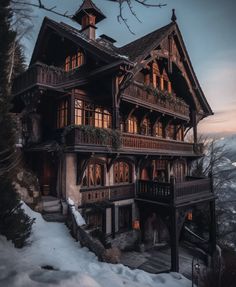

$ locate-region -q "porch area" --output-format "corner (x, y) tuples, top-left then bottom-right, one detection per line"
(120, 244), (206, 280)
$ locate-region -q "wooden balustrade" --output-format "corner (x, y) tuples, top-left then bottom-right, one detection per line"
(81, 186), (110, 205)
(80, 184), (135, 205)
(122, 133), (194, 154)
(12, 62), (66, 95)
(136, 178), (212, 205)
(110, 184), (135, 201)
(66, 127), (196, 155)
(124, 81), (190, 119)
(175, 178), (211, 198)
(137, 180), (171, 203)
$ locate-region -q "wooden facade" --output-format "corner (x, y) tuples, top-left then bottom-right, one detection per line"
(13, 0), (216, 272)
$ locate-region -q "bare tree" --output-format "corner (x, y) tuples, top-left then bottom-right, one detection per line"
(11, 0), (166, 34)
(191, 136), (236, 248)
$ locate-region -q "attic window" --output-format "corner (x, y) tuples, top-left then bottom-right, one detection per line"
(64, 50), (85, 72)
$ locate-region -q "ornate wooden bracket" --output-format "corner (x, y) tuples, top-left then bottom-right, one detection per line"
(76, 154), (93, 185)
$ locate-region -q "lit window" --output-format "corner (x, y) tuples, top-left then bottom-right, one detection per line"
(57, 99), (68, 128)
(95, 108), (103, 128)
(154, 122), (163, 137)
(128, 116), (138, 134)
(75, 99), (83, 125)
(64, 50), (85, 72)
(65, 56), (70, 72)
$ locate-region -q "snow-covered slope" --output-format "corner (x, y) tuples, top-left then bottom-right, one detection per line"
(0, 204), (191, 287)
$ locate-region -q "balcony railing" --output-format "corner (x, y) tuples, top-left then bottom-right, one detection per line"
(12, 62), (66, 95)
(123, 81), (190, 120)
(122, 133), (195, 154)
(136, 178), (213, 205)
(65, 127), (199, 155)
(80, 184), (135, 205)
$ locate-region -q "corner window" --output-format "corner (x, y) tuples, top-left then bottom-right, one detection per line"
(57, 99), (68, 128)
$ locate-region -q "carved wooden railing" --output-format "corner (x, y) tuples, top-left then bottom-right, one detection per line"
(81, 186), (110, 205)
(123, 81), (190, 119)
(80, 184), (135, 205)
(12, 62), (66, 95)
(175, 178), (211, 198)
(122, 133), (194, 154)
(65, 127), (198, 155)
(136, 180), (172, 203)
(110, 184), (135, 201)
(136, 178), (212, 205)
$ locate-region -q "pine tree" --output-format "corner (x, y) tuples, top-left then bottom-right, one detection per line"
(0, 0), (34, 248)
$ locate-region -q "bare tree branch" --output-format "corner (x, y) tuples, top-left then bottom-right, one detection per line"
(11, 0), (166, 34)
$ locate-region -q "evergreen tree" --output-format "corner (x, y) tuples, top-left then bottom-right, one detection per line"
(0, 0), (34, 248)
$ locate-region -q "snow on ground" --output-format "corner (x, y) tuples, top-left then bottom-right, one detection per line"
(0, 204), (191, 287)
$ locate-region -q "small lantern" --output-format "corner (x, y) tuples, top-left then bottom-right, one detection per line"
(187, 211), (193, 221)
(132, 220), (140, 230)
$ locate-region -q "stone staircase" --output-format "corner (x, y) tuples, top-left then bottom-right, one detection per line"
(42, 196), (67, 222)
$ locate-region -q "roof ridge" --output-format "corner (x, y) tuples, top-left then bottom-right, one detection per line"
(119, 22), (174, 51)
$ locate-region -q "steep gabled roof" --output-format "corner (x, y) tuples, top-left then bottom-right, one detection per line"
(118, 22), (213, 116)
(30, 17), (130, 65)
(119, 22), (174, 61)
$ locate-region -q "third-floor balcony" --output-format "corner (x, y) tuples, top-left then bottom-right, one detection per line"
(123, 81), (190, 121)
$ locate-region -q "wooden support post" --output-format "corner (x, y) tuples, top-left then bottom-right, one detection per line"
(170, 207), (179, 272)
(209, 200), (216, 255)
(192, 111), (197, 144)
(112, 76), (120, 130)
(111, 204), (116, 238)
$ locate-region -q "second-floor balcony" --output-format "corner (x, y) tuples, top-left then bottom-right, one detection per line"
(123, 81), (190, 121)
(136, 177), (214, 206)
(65, 126), (201, 156)
(12, 62), (85, 96)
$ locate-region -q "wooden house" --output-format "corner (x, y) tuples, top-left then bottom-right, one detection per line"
(12, 0), (216, 272)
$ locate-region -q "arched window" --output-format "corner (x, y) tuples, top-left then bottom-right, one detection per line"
(128, 116), (138, 134)
(114, 161), (132, 184)
(141, 117), (151, 135)
(82, 162), (104, 187)
(154, 122), (163, 137)
(64, 50), (85, 72)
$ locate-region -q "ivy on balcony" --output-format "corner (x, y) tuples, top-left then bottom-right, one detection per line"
(62, 125), (122, 149)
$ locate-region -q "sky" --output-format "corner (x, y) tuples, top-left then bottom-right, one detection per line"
(21, 0), (236, 137)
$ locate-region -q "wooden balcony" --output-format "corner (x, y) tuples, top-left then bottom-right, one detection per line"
(65, 127), (198, 156)
(123, 81), (190, 120)
(136, 178), (214, 206)
(80, 184), (135, 205)
(12, 62), (66, 95)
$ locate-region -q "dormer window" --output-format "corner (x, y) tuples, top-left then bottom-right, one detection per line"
(64, 50), (85, 72)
